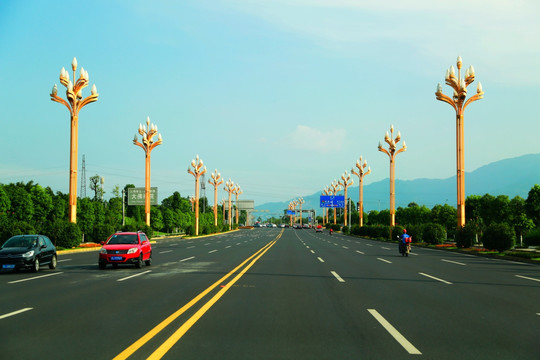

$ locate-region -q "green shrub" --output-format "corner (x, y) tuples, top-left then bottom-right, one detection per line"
(456, 223), (476, 248)
(342, 226), (349, 235)
(482, 223), (516, 252)
(422, 223), (446, 245)
(122, 223), (138, 232)
(523, 228), (540, 247)
(141, 224), (154, 239)
(54, 221), (82, 248)
(92, 224), (115, 243)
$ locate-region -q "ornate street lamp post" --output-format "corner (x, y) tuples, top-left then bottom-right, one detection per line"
(189, 196), (196, 212)
(224, 179), (235, 228)
(133, 117), (163, 226)
(288, 201), (294, 227)
(351, 156), (371, 227)
(50, 57), (99, 223)
(378, 125), (406, 227)
(297, 197), (305, 227)
(208, 169), (224, 227)
(339, 171), (353, 227)
(436, 56), (484, 228)
(233, 184), (243, 225)
(330, 180), (342, 225)
(187, 155), (207, 236)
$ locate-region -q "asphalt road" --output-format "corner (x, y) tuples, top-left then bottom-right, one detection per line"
(1, 228), (539, 359)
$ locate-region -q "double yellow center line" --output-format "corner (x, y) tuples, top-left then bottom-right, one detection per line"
(114, 230), (282, 360)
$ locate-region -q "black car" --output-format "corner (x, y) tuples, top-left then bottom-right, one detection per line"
(0, 235), (57, 272)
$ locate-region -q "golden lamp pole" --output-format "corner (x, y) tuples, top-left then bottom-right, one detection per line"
(288, 202), (294, 227)
(351, 156), (371, 227)
(321, 187), (329, 226)
(50, 57), (99, 223)
(224, 179), (235, 228)
(291, 199), (299, 226)
(233, 184), (243, 225)
(297, 197), (305, 227)
(330, 180), (342, 225)
(133, 116), (163, 226)
(187, 155), (207, 236)
(221, 198), (227, 222)
(378, 125), (406, 227)
(208, 169), (224, 227)
(189, 196), (196, 212)
(338, 171), (353, 227)
(323, 186), (331, 225)
(436, 56), (484, 228)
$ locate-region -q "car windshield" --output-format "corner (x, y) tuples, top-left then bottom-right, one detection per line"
(107, 234), (138, 245)
(2, 236), (38, 249)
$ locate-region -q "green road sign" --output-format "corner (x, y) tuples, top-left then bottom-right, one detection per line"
(128, 187), (158, 206)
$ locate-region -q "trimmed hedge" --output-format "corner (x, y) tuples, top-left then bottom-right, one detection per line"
(456, 223), (476, 248)
(524, 228), (540, 247)
(482, 223), (515, 252)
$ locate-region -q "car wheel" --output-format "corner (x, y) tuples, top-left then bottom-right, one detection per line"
(99, 262), (106, 270)
(32, 258), (40, 272)
(49, 255), (57, 269)
(145, 252), (152, 266)
(135, 255), (143, 269)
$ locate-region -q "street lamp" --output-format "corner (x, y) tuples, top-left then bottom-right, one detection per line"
(378, 125), (406, 227)
(351, 156), (371, 227)
(339, 171), (353, 227)
(297, 197), (305, 227)
(189, 196), (196, 212)
(233, 184), (243, 225)
(436, 56), (484, 228)
(329, 180), (342, 225)
(208, 169), (224, 227)
(288, 201), (295, 227)
(321, 187), (331, 226)
(224, 179), (235, 228)
(133, 116), (163, 226)
(187, 155), (207, 236)
(50, 57), (99, 223)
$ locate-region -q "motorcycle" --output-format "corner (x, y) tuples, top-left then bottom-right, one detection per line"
(397, 236), (411, 257)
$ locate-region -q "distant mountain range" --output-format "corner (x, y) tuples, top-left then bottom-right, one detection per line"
(256, 153), (540, 218)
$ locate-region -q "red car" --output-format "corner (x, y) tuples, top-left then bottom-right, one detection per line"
(98, 232), (152, 269)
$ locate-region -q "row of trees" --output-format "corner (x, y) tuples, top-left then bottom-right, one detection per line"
(0, 181), (244, 248)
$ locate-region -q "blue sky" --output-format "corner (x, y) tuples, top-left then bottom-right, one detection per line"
(1, 0), (539, 210)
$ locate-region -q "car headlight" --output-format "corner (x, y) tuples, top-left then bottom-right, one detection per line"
(100, 248), (107, 254)
(127, 248), (138, 254)
(23, 250), (35, 258)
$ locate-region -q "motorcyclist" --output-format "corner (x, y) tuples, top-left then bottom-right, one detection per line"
(329, 228), (333, 235)
(400, 229), (412, 253)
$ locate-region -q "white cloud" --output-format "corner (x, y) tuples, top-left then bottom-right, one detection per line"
(284, 125), (346, 153)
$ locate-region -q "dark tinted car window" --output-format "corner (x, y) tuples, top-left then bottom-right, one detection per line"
(140, 234), (147, 242)
(2, 236), (38, 248)
(107, 234), (138, 245)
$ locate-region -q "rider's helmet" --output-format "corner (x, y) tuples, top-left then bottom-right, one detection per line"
(403, 228), (407, 233)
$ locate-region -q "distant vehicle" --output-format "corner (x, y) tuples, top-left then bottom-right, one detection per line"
(315, 225), (323, 233)
(0, 235), (57, 272)
(254, 223), (261, 228)
(293, 224), (302, 229)
(303, 224), (310, 229)
(99, 232), (152, 269)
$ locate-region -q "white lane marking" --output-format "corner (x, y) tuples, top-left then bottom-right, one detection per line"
(318, 257), (325, 263)
(515, 275), (540, 282)
(366, 244), (373, 247)
(0, 308), (33, 320)
(236, 243), (241, 245)
(377, 258), (392, 264)
(209, 250), (218, 253)
(187, 246), (195, 249)
(117, 270), (152, 282)
(356, 250), (365, 255)
(342, 246), (349, 249)
(180, 256), (195, 262)
(331, 271), (345, 282)
(159, 250), (173, 254)
(368, 309), (422, 355)
(381, 247), (391, 250)
(310, 250), (315, 254)
(419, 272), (452, 285)
(204, 243), (210, 246)
(57, 259), (72, 263)
(225, 246), (231, 249)
(442, 259), (466, 266)
(306, 246), (310, 249)
(8, 272), (63, 284)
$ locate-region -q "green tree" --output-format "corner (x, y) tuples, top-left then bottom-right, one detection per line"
(430, 204), (456, 231)
(77, 198), (95, 241)
(525, 184), (540, 226)
(30, 184), (53, 232)
(0, 185), (11, 214)
(150, 207), (163, 231)
(5, 185), (34, 223)
(89, 175), (104, 201)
